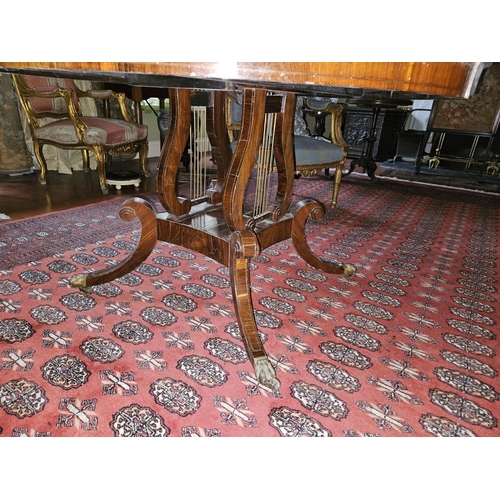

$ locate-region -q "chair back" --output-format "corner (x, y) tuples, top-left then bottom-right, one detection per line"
(225, 91), (243, 142)
(13, 74), (80, 121)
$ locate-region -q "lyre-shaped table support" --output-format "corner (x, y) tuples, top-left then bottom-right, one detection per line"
(70, 87), (355, 390)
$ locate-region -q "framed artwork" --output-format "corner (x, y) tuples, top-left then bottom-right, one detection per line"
(428, 63), (500, 135)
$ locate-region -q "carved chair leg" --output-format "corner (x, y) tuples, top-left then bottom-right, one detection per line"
(32, 141), (47, 185)
(70, 197), (158, 292)
(93, 145), (109, 194)
(139, 142), (150, 177)
(331, 166), (342, 208)
(291, 199), (356, 276)
(229, 231), (280, 390)
(81, 149), (90, 172)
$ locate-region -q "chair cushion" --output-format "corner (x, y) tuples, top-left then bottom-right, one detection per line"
(293, 135), (344, 165)
(231, 135), (344, 164)
(34, 117), (148, 146)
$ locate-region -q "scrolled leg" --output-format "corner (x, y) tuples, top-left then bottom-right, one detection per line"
(291, 199), (357, 276)
(344, 158), (359, 177)
(69, 197), (158, 292)
(365, 158), (378, 181)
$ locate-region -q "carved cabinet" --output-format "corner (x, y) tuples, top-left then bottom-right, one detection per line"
(342, 106), (407, 161)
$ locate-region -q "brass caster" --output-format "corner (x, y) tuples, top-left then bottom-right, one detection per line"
(254, 356), (280, 390)
(343, 263), (357, 277)
(69, 273), (93, 294)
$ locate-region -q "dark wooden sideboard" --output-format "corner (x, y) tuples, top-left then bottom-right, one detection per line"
(342, 106), (407, 161)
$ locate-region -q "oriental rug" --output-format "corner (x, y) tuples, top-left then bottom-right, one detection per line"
(1, 176), (499, 437)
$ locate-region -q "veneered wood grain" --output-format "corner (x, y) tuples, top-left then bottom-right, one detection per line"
(0, 62), (481, 98)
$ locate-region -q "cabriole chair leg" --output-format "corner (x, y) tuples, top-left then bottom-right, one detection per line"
(32, 141), (47, 185)
(94, 146), (109, 194)
(139, 142), (150, 177)
(81, 149), (90, 172)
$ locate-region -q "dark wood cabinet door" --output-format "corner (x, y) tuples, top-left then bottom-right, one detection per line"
(342, 107), (407, 161)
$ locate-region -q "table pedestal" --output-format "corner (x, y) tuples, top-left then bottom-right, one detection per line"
(70, 87), (356, 390)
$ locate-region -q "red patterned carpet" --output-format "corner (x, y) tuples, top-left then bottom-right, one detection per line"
(1, 175), (499, 437)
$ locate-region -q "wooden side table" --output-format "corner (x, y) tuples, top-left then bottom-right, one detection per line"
(344, 98), (412, 180)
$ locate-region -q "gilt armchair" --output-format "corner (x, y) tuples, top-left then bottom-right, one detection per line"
(293, 96), (349, 207)
(226, 93), (349, 207)
(13, 74), (149, 194)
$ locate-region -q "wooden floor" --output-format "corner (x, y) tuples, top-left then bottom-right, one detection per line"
(3, 155), (497, 223)
(0, 157), (159, 221)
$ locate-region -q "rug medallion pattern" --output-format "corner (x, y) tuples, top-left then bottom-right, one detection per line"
(0, 177), (499, 436)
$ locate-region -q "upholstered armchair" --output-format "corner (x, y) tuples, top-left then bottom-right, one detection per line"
(293, 96), (349, 207)
(13, 74), (149, 194)
(226, 93), (349, 207)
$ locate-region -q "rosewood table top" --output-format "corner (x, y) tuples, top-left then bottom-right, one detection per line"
(0, 62), (485, 99)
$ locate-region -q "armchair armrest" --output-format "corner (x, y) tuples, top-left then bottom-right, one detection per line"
(77, 88), (134, 122)
(54, 87), (89, 143)
(81, 89), (115, 98)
